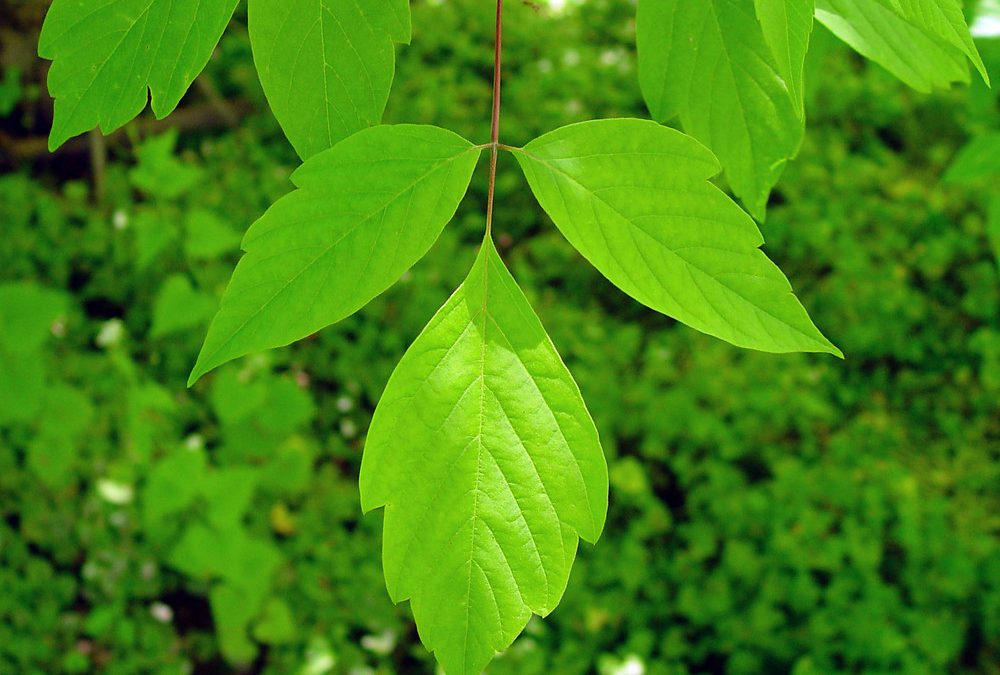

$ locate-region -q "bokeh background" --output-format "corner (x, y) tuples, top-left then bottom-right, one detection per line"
(2, 0), (999, 673)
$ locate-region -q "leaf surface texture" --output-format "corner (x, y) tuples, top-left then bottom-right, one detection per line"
(190, 124), (480, 383)
(514, 119), (841, 357)
(248, 0), (411, 159)
(816, 0), (974, 91)
(39, 0), (239, 149)
(637, 0), (803, 219)
(361, 239), (608, 675)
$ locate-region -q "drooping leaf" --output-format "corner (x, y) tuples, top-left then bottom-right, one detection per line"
(360, 239), (608, 675)
(38, 0), (240, 150)
(872, 0), (989, 83)
(513, 119), (841, 357)
(248, 0), (411, 159)
(636, 0), (803, 219)
(189, 125), (481, 384)
(815, 0), (971, 91)
(754, 0), (815, 115)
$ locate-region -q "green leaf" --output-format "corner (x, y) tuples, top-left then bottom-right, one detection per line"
(988, 193), (1000, 268)
(360, 239), (608, 675)
(252, 598), (297, 645)
(0, 283), (67, 353)
(185, 208), (241, 261)
(38, 0), (240, 150)
(248, 0), (411, 159)
(513, 119), (841, 357)
(754, 0), (815, 115)
(143, 448), (207, 531)
(815, 0), (971, 91)
(150, 275), (217, 339)
(0, 353), (45, 425)
(129, 129), (203, 199)
(944, 132), (1000, 183)
(873, 0), (989, 84)
(190, 124), (481, 385)
(0, 283), (67, 426)
(210, 583), (262, 664)
(636, 0), (803, 219)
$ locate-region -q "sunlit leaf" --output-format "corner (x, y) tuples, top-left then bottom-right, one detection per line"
(190, 125), (481, 384)
(514, 119), (841, 357)
(637, 0), (803, 219)
(816, 0), (974, 91)
(248, 0), (411, 159)
(39, 0), (239, 150)
(873, 0), (989, 83)
(360, 239), (608, 675)
(754, 0), (815, 115)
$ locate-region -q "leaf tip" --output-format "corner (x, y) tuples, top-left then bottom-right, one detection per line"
(47, 130), (65, 153)
(187, 353), (214, 387)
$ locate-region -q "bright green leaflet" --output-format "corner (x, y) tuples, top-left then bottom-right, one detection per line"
(38, 0), (239, 150)
(636, 0), (802, 220)
(189, 125), (481, 384)
(873, 0), (989, 83)
(816, 0), (971, 91)
(248, 0), (411, 159)
(754, 0), (815, 115)
(360, 238), (608, 675)
(513, 119), (841, 357)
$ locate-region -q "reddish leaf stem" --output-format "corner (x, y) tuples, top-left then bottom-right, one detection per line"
(485, 0), (503, 238)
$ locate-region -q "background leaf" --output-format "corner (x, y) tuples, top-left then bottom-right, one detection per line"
(816, 0), (972, 91)
(360, 239), (608, 675)
(38, 0), (239, 150)
(248, 0), (411, 159)
(872, 0), (989, 83)
(636, 0), (803, 219)
(944, 131), (1000, 183)
(514, 119), (841, 357)
(190, 124), (481, 384)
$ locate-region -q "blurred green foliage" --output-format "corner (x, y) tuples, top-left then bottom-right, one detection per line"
(1, 1), (998, 673)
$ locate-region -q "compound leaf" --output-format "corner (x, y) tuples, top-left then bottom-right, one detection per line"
(39, 0), (239, 150)
(816, 0), (972, 91)
(189, 124), (481, 384)
(514, 119), (841, 357)
(249, 0), (411, 159)
(637, 0), (803, 220)
(754, 0), (815, 115)
(360, 238), (608, 675)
